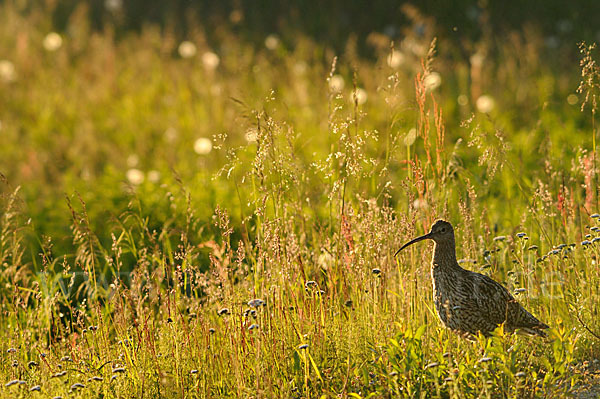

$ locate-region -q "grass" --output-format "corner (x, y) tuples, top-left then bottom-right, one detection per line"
(1, 2), (600, 398)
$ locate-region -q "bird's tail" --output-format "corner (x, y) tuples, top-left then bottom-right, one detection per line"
(518, 322), (549, 338)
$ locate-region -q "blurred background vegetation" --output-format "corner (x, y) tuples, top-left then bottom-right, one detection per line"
(2, 2), (600, 396)
(1, 0), (599, 264)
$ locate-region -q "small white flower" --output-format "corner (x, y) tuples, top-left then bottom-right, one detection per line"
(43, 32), (63, 52)
(229, 9), (243, 24)
(470, 53), (485, 68)
(387, 51), (404, 68)
(105, 0), (123, 11)
(476, 95), (495, 113)
(403, 38), (426, 56)
(424, 72), (441, 91)
(0, 60), (16, 82)
(178, 41), (197, 58)
(126, 169), (144, 185)
(457, 94), (469, 106)
(351, 88), (368, 105)
(412, 198), (429, 210)
(194, 137), (212, 155)
(126, 154), (139, 167)
(202, 52), (220, 71)
(164, 127), (178, 142)
(293, 62), (307, 76)
(329, 74), (344, 93)
(264, 34), (280, 50)
(147, 170), (160, 183)
(245, 128), (258, 143)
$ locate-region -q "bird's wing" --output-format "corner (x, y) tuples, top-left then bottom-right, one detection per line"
(472, 271), (547, 331)
(471, 271), (519, 326)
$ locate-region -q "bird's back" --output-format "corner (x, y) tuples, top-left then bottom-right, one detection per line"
(432, 264), (548, 337)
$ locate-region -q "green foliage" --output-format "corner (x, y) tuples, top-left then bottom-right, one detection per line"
(1, 2), (600, 398)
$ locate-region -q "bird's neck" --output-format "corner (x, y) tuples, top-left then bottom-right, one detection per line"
(432, 240), (459, 269)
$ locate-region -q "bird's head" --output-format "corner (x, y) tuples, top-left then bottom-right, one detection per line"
(394, 219), (454, 256)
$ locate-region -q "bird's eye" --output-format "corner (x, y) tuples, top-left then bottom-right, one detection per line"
(440, 227), (446, 233)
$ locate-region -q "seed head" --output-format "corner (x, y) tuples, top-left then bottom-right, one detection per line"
(217, 308), (230, 316)
(247, 299), (265, 308)
(5, 380), (19, 387)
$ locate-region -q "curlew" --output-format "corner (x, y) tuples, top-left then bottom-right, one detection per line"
(395, 219), (549, 338)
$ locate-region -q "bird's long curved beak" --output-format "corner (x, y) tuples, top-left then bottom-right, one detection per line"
(394, 233), (432, 257)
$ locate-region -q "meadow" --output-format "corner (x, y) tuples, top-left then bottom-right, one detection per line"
(1, 2), (600, 398)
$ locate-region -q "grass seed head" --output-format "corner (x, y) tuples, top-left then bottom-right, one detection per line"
(247, 299), (265, 308)
(217, 308), (230, 316)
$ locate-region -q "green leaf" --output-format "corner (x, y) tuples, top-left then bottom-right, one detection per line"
(308, 353), (323, 381)
(414, 324), (427, 340)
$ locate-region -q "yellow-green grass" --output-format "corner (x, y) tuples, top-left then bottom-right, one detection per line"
(1, 2), (600, 398)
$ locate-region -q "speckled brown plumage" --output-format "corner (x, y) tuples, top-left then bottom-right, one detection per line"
(396, 220), (549, 338)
